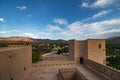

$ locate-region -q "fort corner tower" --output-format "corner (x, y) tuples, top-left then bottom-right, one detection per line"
(68, 39), (106, 65)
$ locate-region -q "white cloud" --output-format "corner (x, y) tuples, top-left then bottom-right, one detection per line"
(81, 0), (114, 8)
(38, 32), (52, 39)
(0, 30), (19, 34)
(20, 33), (39, 38)
(54, 18), (68, 25)
(60, 18), (120, 39)
(92, 10), (112, 19)
(0, 18), (5, 22)
(92, 0), (113, 8)
(83, 10), (112, 22)
(81, 2), (89, 8)
(20, 31), (52, 39)
(93, 29), (120, 38)
(47, 24), (62, 32)
(16, 6), (27, 10)
(61, 21), (84, 36)
(27, 15), (32, 17)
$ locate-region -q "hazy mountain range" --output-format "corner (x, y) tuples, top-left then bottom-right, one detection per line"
(106, 36), (120, 45)
(0, 36), (120, 44)
(0, 37), (67, 43)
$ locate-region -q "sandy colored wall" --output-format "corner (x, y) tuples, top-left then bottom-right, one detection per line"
(68, 40), (88, 64)
(0, 47), (32, 80)
(68, 40), (75, 60)
(69, 39), (106, 64)
(61, 72), (75, 80)
(87, 39), (106, 65)
(74, 41), (88, 63)
(32, 60), (75, 68)
(84, 59), (120, 80)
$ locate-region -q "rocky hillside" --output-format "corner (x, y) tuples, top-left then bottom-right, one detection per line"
(106, 36), (120, 45)
(0, 37), (33, 42)
(0, 37), (67, 43)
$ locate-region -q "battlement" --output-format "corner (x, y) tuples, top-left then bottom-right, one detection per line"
(84, 59), (120, 80)
(32, 60), (75, 68)
(8, 44), (31, 48)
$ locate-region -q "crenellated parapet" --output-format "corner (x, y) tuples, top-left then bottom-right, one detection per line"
(32, 60), (75, 68)
(84, 59), (120, 80)
(8, 44), (31, 48)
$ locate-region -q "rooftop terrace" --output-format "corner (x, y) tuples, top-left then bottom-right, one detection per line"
(24, 64), (103, 80)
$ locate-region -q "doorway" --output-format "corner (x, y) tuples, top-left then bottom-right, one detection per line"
(80, 57), (84, 64)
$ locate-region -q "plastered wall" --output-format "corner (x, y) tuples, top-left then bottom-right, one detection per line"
(74, 40), (88, 63)
(69, 39), (106, 65)
(68, 40), (75, 60)
(32, 60), (75, 68)
(84, 59), (120, 80)
(0, 47), (32, 80)
(87, 39), (106, 65)
(68, 40), (88, 63)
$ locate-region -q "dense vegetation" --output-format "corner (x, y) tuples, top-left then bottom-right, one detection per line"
(32, 43), (68, 63)
(57, 47), (68, 55)
(106, 44), (120, 70)
(0, 43), (8, 47)
(32, 50), (41, 63)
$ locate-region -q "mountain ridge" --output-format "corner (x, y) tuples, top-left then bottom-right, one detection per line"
(0, 36), (120, 44)
(106, 36), (120, 45)
(0, 37), (67, 43)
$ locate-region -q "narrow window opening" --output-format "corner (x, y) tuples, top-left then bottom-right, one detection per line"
(24, 67), (26, 71)
(9, 55), (12, 59)
(80, 58), (84, 64)
(98, 44), (101, 49)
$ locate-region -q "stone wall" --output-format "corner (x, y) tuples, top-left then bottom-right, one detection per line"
(87, 39), (106, 65)
(84, 59), (120, 80)
(74, 40), (88, 63)
(32, 60), (75, 68)
(68, 40), (75, 60)
(68, 39), (106, 64)
(0, 46), (32, 80)
(68, 40), (88, 64)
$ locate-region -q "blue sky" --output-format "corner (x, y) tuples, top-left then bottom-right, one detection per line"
(0, 0), (120, 40)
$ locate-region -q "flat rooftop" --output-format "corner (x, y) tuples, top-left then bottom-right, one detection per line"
(24, 64), (103, 80)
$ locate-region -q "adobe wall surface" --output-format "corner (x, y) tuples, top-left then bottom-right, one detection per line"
(68, 40), (75, 60)
(84, 59), (120, 80)
(32, 60), (75, 68)
(0, 47), (32, 80)
(68, 40), (88, 64)
(69, 39), (106, 64)
(74, 40), (88, 63)
(61, 72), (75, 80)
(87, 39), (106, 65)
